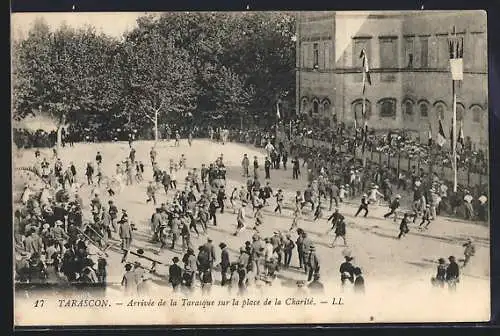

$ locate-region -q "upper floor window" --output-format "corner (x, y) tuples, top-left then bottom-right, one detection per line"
(378, 98), (397, 118)
(353, 37), (371, 83)
(404, 37), (414, 68)
(379, 37), (398, 69)
(313, 43), (319, 69)
(420, 36), (429, 68)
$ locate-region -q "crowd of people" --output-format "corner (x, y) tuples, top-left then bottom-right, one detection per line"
(13, 125), (481, 297)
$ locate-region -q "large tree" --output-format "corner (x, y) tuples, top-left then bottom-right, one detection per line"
(122, 17), (198, 142)
(12, 19), (125, 147)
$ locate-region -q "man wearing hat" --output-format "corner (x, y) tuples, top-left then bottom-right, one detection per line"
(219, 242), (231, 286)
(52, 220), (69, 252)
(462, 238), (476, 267)
(354, 193), (369, 217)
(169, 256), (183, 291)
(445, 256), (460, 291)
(233, 200), (247, 236)
(432, 258), (447, 288)
(307, 245), (320, 282)
(119, 216), (133, 263)
(339, 255), (355, 287)
(383, 194), (401, 219)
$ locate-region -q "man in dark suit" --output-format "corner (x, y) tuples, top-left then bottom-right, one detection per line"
(219, 242), (230, 286)
(169, 257), (183, 291)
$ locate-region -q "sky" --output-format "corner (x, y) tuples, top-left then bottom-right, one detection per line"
(11, 12), (151, 40)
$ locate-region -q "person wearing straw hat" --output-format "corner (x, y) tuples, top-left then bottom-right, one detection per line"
(307, 245), (320, 282)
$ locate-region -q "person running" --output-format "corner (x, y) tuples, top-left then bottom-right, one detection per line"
(397, 213), (410, 239)
(383, 194), (401, 219)
(418, 204), (432, 230)
(354, 193), (369, 217)
(233, 200), (247, 236)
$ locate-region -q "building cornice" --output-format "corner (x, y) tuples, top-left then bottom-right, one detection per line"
(298, 67), (487, 75)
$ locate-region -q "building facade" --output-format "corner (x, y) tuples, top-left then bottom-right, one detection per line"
(296, 11), (488, 149)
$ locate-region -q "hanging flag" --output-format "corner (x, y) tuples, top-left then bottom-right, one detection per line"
(360, 49), (372, 95)
(361, 120), (369, 153)
(428, 124), (432, 146)
(457, 120), (464, 147)
(276, 101), (281, 120)
(448, 27), (464, 81)
(436, 119), (446, 147)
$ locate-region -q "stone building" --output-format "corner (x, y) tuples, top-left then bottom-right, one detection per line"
(295, 11), (488, 149)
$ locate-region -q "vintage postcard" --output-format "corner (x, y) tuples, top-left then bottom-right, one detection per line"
(12, 10), (489, 326)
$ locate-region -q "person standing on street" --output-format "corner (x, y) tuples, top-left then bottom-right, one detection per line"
(445, 256), (460, 292)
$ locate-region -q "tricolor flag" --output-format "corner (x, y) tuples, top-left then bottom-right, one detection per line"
(361, 120), (369, 153)
(436, 119), (446, 147)
(428, 124), (432, 146)
(457, 120), (465, 147)
(360, 49), (372, 97)
(448, 27), (464, 81)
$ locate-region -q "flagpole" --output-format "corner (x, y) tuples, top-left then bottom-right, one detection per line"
(362, 90), (367, 167)
(452, 79), (458, 192)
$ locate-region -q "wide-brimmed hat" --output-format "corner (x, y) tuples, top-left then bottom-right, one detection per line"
(448, 256), (456, 261)
(55, 220), (63, 226)
(219, 243), (227, 249)
(438, 258), (446, 263)
(344, 255), (354, 261)
(172, 256), (179, 263)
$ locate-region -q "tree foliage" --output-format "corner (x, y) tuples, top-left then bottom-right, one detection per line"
(12, 13), (296, 131)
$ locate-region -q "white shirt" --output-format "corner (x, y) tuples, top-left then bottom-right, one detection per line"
(478, 195), (487, 205)
(464, 194), (473, 203)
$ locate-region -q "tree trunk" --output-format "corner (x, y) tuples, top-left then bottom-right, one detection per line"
(154, 110), (158, 143)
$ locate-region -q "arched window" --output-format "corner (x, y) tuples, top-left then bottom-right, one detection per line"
(434, 101), (447, 120)
(351, 99), (372, 119)
(471, 105), (482, 123)
(402, 99), (414, 120)
(300, 97), (309, 114)
(378, 98), (397, 118)
(322, 98), (331, 115)
(312, 99), (319, 114)
(456, 103), (465, 121)
(418, 101), (429, 117)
